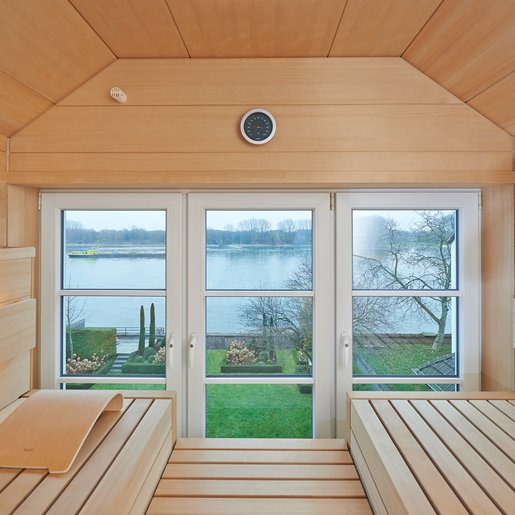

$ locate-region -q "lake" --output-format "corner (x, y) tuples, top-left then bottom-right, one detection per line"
(64, 245), (310, 334)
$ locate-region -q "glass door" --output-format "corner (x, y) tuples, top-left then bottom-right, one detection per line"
(187, 193), (332, 437)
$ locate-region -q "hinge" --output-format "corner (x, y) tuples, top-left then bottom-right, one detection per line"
(330, 192), (335, 211)
(38, 192), (42, 211)
(478, 191), (482, 210)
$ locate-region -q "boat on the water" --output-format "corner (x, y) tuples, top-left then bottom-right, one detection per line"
(67, 249), (164, 258)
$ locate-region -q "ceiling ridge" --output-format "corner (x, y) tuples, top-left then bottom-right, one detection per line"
(326, 0), (350, 57)
(401, 0), (445, 57)
(401, 57), (513, 139)
(163, 0), (191, 58)
(66, 0), (117, 59)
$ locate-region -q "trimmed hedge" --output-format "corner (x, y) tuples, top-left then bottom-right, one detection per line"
(121, 351), (165, 375)
(66, 327), (116, 360)
(220, 364), (283, 374)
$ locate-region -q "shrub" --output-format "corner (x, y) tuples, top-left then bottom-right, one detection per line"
(143, 347), (156, 360)
(150, 346), (166, 364)
(66, 353), (106, 374)
(134, 355), (145, 363)
(225, 340), (256, 365)
(66, 328), (116, 360)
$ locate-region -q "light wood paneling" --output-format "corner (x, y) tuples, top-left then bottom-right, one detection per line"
(166, 0), (346, 57)
(175, 438), (347, 450)
(468, 71), (515, 136)
(0, 136), (7, 152)
(14, 152), (511, 175)
(0, 0), (114, 102)
(404, 0), (515, 101)
(0, 151), (6, 180)
(482, 185), (514, 391)
(59, 58), (459, 106)
(0, 300), (36, 364)
(0, 71), (52, 137)
(11, 105), (511, 153)
(0, 354), (30, 411)
(0, 253), (33, 305)
(0, 180), (5, 247)
(330, 0), (441, 57)
(69, 0), (187, 58)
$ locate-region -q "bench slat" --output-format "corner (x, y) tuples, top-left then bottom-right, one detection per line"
(430, 400), (515, 489)
(45, 399), (152, 515)
(155, 479), (364, 498)
(0, 470), (46, 514)
(488, 400), (515, 421)
(162, 463), (358, 480)
(175, 438), (347, 450)
(80, 399), (172, 515)
(148, 497), (372, 515)
(469, 400), (515, 436)
(449, 400), (515, 461)
(411, 400), (515, 513)
(392, 400), (501, 514)
(170, 449), (352, 464)
(371, 400), (467, 515)
(351, 401), (435, 515)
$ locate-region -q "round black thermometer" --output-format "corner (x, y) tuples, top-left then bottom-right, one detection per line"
(240, 109), (276, 145)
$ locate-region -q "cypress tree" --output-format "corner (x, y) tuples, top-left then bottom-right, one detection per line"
(149, 303), (156, 348)
(138, 305), (145, 355)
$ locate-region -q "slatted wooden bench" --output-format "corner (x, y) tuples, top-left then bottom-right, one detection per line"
(148, 438), (372, 514)
(347, 392), (515, 515)
(0, 391), (176, 515)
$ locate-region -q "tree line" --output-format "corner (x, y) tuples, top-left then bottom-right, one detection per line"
(66, 218), (312, 245)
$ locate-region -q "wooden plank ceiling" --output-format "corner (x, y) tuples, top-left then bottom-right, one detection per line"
(0, 0), (514, 137)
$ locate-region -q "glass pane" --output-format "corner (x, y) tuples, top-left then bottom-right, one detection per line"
(352, 383), (459, 392)
(63, 210), (166, 289)
(352, 297), (456, 377)
(206, 384), (312, 438)
(62, 296), (166, 377)
(64, 383), (165, 390)
(353, 210), (457, 290)
(206, 210), (312, 290)
(206, 297), (313, 377)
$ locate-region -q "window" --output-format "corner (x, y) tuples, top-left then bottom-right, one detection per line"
(336, 192), (480, 408)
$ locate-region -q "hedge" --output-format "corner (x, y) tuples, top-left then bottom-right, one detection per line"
(121, 352), (165, 375)
(66, 327), (117, 360)
(220, 364), (283, 374)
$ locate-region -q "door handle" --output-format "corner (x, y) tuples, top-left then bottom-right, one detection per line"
(340, 331), (350, 368)
(188, 332), (197, 368)
(166, 332), (176, 369)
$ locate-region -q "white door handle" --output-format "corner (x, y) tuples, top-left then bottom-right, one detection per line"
(166, 332), (176, 370)
(188, 332), (197, 368)
(340, 331), (350, 368)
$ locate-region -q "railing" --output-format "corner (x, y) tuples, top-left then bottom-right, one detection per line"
(115, 327), (166, 337)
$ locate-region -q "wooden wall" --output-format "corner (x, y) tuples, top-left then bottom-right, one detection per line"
(1, 58), (514, 391)
(6, 59), (514, 188)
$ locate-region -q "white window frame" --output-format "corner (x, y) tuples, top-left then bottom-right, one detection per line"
(335, 191), (481, 436)
(40, 192), (183, 402)
(187, 193), (333, 437)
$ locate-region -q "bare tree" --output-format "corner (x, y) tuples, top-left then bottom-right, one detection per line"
(354, 211), (455, 351)
(65, 295), (87, 358)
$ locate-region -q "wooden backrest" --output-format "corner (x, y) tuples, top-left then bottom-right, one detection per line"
(0, 247), (36, 410)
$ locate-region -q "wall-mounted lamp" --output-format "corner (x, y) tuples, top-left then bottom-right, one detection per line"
(110, 87), (127, 103)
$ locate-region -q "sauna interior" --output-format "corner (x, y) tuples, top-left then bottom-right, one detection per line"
(0, 1), (514, 514)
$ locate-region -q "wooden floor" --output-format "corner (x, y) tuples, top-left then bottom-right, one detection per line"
(147, 438), (371, 515)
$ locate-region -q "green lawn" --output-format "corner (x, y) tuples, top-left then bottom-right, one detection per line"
(206, 383), (312, 438)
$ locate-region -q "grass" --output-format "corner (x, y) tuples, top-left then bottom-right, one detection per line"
(353, 340), (453, 392)
(206, 383), (312, 438)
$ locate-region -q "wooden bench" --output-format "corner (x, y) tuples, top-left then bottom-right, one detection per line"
(347, 391), (515, 515)
(0, 391), (176, 515)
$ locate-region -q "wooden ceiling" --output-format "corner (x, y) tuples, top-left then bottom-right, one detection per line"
(0, 0), (514, 137)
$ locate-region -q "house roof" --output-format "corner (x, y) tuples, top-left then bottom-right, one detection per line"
(0, 0), (514, 138)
